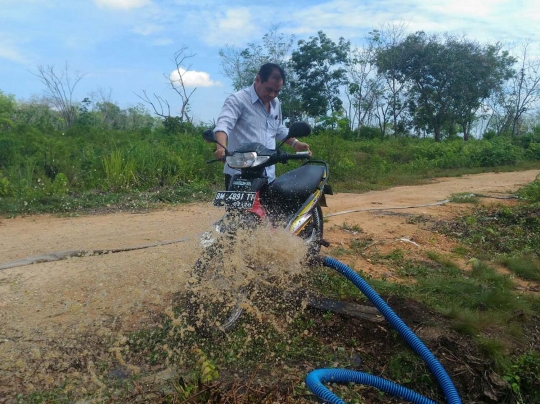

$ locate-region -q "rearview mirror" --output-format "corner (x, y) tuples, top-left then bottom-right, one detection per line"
(288, 121), (311, 139)
(202, 128), (217, 143)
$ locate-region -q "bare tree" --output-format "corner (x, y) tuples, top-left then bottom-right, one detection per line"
(508, 41), (540, 136)
(88, 87), (120, 128)
(346, 44), (381, 132)
(371, 22), (412, 136)
(485, 40), (540, 136)
(137, 46), (196, 125)
(168, 46), (197, 123)
(32, 63), (85, 128)
(136, 89), (172, 118)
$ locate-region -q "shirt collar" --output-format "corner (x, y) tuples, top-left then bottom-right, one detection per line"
(249, 84), (259, 104)
(249, 84), (278, 110)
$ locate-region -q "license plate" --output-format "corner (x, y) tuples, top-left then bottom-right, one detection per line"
(213, 191), (256, 209)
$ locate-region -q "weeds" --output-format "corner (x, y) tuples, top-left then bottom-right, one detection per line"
(517, 174), (540, 203)
(500, 255), (540, 281)
(102, 150), (137, 192)
(449, 192), (479, 203)
(338, 221), (363, 234)
(504, 351), (540, 403)
(435, 205), (540, 259)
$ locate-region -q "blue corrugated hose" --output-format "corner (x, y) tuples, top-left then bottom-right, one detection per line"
(305, 256), (462, 404)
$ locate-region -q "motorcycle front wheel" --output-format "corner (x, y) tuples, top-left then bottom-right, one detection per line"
(185, 242), (245, 336)
(185, 212), (259, 336)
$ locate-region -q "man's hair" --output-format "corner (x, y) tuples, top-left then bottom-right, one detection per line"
(258, 63), (286, 85)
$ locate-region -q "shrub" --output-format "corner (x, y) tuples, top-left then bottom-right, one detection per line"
(517, 175), (540, 203)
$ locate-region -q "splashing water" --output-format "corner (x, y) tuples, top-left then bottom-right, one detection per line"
(0, 211), (317, 400)
(185, 216), (314, 334)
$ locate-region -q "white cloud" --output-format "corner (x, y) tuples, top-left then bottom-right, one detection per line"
(152, 38), (174, 46)
(0, 34), (28, 64)
(169, 68), (221, 88)
(217, 8), (251, 31)
(94, 0), (151, 10)
(202, 7), (257, 46)
(133, 24), (163, 36)
(283, 0), (540, 47)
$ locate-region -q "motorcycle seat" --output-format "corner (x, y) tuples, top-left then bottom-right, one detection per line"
(268, 164), (326, 204)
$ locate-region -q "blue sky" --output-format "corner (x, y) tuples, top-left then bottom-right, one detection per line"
(1, 0), (539, 124)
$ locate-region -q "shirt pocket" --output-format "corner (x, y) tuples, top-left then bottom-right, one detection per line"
(266, 115), (279, 134)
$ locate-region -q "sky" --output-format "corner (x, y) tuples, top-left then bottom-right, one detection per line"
(1, 0), (539, 124)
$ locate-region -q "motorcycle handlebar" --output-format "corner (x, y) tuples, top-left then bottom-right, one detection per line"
(206, 157), (226, 164)
(284, 152), (312, 160)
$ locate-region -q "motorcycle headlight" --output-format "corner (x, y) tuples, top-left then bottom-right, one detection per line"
(226, 152), (270, 168)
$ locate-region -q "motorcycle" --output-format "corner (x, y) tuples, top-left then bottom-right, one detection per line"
(186, 121), (332, 334)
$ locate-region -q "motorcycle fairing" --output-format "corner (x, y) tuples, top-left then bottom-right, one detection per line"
(228, 176), (268, 192)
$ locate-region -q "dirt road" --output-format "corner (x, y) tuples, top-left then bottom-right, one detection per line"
(0, 169), (538, 397)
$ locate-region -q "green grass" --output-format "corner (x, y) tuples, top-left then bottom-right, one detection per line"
(436, 204), (540, 260)
(7, 135), (540, 402)
(500, 255), (540, 281)
(338, 221), (363, 233)
(449, 192), (479, 204)
(0, 183), (214, 216)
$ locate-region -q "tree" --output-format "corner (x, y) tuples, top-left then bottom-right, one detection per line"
(12, 96), (64, 130)
(290, 31), (350, 120)
(346, 44), (380, 132)
(506, 41), (540, 136)
(376, 32), (514, 141)
(370, 23), (412, 136)
(32, 63), (85, 129)
(0, 90), (16, 130)
(168, 46), (198, 124)
(447, 39), (514, 140)
(219, 25), (295, 91)
(137, 46), (197, 128)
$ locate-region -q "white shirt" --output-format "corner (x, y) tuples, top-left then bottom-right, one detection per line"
(214, 84), (289, 182)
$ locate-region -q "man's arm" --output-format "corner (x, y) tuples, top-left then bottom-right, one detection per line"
(214, 131), (228, 160)
(214, 93), (243, 160)
(275, 100), (311, 155)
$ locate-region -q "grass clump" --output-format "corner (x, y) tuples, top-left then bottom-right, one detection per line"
(449, 192), (479, 204)
(517, 174), (540, 203)
(436, 205), (540, 259)
(500, 255), (540, 281)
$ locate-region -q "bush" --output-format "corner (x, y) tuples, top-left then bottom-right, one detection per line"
(518, 175), (540, 203)
(0, 175), (11, 197)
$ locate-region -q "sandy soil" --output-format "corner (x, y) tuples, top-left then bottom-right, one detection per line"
(0, 169), (539, 398)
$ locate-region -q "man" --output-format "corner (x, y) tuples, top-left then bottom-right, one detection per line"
(213, 62), (311, 189)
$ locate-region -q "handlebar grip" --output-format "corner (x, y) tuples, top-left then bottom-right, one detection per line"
(206, 157), (226, 164)
(287, 152), (311, 160)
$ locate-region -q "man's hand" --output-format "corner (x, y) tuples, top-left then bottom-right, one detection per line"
(214, 131), (228, 161)
(214, 147), (226, 161)
(294, 140), (312, 156)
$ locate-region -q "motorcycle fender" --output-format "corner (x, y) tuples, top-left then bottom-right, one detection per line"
(319, 193), (328, 207)
(318, 184), (332, 207)
(324, 184), (333, 195)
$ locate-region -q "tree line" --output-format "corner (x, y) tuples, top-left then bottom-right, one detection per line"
(1, 25), (539, 142)
(220, 25), (540, 141)
(1, 24), (540, 217)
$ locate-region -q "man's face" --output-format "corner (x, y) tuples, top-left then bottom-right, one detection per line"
(254, 74), (283, 105)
